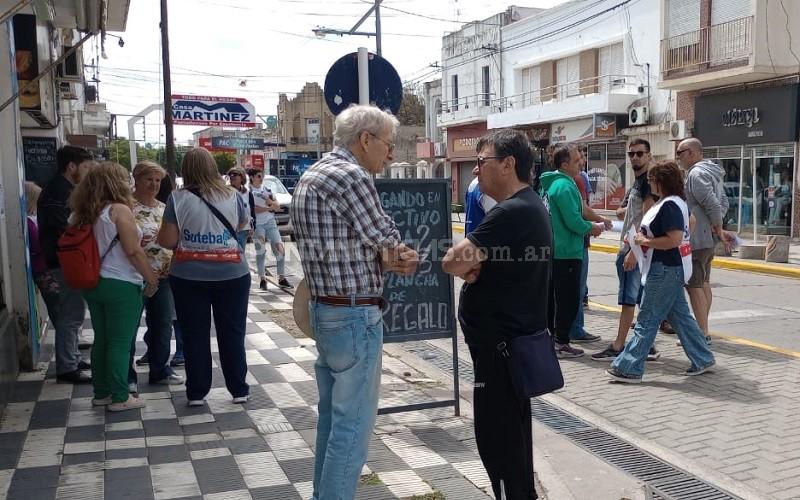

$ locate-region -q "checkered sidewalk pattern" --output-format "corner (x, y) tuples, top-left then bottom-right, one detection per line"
(0, 278), (494, 500)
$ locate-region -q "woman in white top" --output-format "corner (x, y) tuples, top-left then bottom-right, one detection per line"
(70, 162), (158, 412)
(157, 148), (251, 407)
(227, 166), (252, 249)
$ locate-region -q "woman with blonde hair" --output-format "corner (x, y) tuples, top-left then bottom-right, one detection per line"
(157, 148), (251, 406)
(127, 161), (184, 391)
(227, 166), (252, 249)
(71, 162), (158, 411)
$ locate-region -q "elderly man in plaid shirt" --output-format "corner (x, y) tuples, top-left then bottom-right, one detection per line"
(292, 104), (418, 500)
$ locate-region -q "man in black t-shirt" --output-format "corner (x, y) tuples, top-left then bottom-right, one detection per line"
(443, 129), (551, 500)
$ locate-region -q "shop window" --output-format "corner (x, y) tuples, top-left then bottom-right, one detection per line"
(481, 66), (490, 107)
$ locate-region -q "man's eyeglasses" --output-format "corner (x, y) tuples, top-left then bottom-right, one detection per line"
(368, 132), (395, 153)
(676, 148), (690, 156)
(229, 172), (241, 178)
(477, 155), (505, 167)
(627, 151), (647, 158)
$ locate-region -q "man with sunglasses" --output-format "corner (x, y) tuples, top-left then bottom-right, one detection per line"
(676, 138), (731, 341)
(592, 139), (661, 361)
(443, 129), (550, 499)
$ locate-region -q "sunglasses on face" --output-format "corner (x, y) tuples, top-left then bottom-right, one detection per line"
(477, 155), (505, 167)
(627, 151), (647, 158)
(676, 148), (690, 156)
(229, 172), (241, 178)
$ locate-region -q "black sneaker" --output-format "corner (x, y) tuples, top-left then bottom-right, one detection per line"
(571, 332), (601, 343)
(660, 321), (676, 334)
(170, 356), (185, 367)
(646, 347), (661, 361)
(259, 278), (267, 291)
(135, 353), (149, 366)
(591, 344), (622, 361)
(606, 367), (642, 384)
(277, 277), (292, 289)
(555, 343), (584, 359)
(77, 360), (91, 370)
(57, 369), (92, 383)
(685, 361), (715, 376)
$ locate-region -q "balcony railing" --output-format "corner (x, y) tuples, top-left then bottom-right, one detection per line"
(661, 16), (753, 74)
(440, 93), (494, 114)
(490, 74), (639, 113)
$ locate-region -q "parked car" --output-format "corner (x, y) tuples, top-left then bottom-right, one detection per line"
(263, 174), (294, 239)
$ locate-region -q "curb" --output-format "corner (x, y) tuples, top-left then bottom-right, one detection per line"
(589, 242), (800, 279)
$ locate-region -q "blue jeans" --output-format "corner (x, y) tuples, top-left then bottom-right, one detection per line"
(254, 219), (285, 278)
(310, 302), (383, 500)
(128, 278), (176, 383)
(612, 262), (715, 378)
(616, 250), (643, 306)
(569, 247), (589, 339)
(39, 268), (86, 375)
(170, 273), (251, 400)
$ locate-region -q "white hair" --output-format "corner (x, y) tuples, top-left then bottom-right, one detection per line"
(333, 105), (399, 148)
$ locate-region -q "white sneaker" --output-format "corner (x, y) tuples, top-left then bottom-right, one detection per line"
(92, 396), (112, 406)
(153, 374), (185, 385)
(108, 396), (145, 412)
(232, 395), (249, 404)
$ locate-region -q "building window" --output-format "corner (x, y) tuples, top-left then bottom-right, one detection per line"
(482, 66), (490, 106)
(556, 55), (580, 100)
(451, 74), (459, 111)
(599, 43), (625, 92)
(520, 65), (541, 106)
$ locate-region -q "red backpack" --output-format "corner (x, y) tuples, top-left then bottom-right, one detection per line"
(56, 224), (118, 289)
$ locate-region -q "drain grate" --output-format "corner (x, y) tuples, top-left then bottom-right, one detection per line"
(406, 341), (743, 500)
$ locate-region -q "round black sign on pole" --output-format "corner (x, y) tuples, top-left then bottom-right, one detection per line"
(323, 51), (403, 116)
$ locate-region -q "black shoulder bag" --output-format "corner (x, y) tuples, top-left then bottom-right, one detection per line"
(496, 329), (564, 399)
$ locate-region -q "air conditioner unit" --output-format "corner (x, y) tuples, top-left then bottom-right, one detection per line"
(628, 106), (649, 126)
(669, 120), (689, 141)
(59, 81), (77, 100)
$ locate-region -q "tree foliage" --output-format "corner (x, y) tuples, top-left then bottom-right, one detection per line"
(212, 152), (236, 174)
(107, 138), (186, 174)
(396, 90), (425, 126)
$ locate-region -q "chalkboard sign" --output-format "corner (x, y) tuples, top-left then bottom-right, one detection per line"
(376, 179), (455, 343)
(22, 137), (58, 187)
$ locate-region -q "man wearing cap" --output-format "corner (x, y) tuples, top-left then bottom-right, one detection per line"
(292, 104), (418, 500)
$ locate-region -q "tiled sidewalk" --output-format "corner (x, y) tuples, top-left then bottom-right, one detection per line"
(0, 281), (494, 500)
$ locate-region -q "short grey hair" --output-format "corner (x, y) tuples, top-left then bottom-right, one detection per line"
(333, 105), (400, 148)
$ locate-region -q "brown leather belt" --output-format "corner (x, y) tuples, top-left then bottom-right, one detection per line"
(315, 295), (385, 308)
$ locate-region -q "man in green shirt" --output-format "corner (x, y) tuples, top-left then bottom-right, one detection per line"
(540, 144), (603, 358)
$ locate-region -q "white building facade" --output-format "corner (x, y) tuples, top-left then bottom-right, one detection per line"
(488, 0), (672, 211)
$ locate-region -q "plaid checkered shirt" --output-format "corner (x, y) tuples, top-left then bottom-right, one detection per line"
(291, 146), (401, 297)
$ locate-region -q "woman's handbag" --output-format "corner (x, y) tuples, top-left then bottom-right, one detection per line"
(497, 329), (564, 399)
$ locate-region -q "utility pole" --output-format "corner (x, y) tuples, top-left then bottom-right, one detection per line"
(374, 0), (382, 57)
(312, 0), (383, 57)
(160, 0), (177, 179)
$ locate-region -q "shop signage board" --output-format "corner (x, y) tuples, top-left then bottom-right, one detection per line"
(550, 118), (593, 144)
(22, 137), (58, 187)
(593, 114), (618, 139)
(171, 94), (257, 127)
(694, 84), (799, 146)
(211, 137), (264, 150)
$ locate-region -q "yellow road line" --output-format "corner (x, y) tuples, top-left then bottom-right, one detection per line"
(587, 300), (800, 359)
(589, 242), (800, 280)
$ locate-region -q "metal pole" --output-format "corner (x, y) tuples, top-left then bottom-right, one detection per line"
(358, 47), (369, 105)
(751, 147), (758, 242)
(374, 0), (382, 57)
(0, 0), (32, 26)
(160, 0), (177, 180)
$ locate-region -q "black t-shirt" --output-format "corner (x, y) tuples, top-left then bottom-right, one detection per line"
(458, 187), (552, 346)
(646, 200), (684, 266)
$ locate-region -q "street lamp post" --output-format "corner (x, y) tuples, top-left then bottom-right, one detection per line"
(312, 0), (383, 56)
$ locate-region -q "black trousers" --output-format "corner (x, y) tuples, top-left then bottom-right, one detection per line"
(469, 344), (537, 500)
(548, 258), (582, 345)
